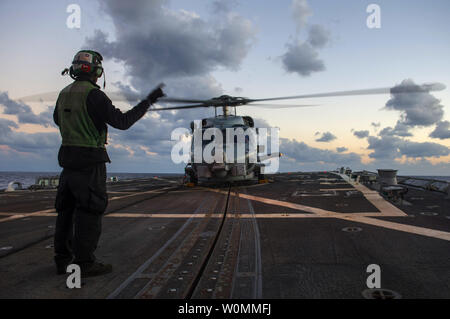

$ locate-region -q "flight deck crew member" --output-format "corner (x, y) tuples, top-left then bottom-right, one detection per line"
(53, 50), (164, 277)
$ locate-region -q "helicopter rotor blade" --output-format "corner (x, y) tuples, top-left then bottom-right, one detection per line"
(16, 82), (445, 104)
(158, 97), (212, 104)
(16, 91), (143, 103)
(17, 91), (59, 103)
(247, 82), (446, 103)
(244, 103), (319, 108)
(150, 104), (210, 111)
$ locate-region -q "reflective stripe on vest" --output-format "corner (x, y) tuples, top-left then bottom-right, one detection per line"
(57, 81), (106, 148)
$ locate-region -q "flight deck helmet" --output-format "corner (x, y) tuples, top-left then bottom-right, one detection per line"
(69, 50), (104, 79)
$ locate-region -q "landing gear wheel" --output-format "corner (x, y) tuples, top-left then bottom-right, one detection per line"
(190, 174), (198, 185)
(186, 172), (198, 186)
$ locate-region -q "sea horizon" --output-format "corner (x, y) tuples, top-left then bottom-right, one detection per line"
(0, 170), (449, 191)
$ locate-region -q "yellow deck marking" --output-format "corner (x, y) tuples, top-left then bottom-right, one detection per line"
(318, 188), (357, 191)
(109, 187), (172, 200)
(0, 209), (56, 223)
(0, 187), (175, 222)
(1, 181), (448, 242)
(341, 176), (407, 217)
(201, 186), (450, 242)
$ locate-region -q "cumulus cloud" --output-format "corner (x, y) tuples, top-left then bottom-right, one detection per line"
(367, 135), (449, 159)
(366, 136), (400, 159)
(378, 122), (412, 137)
(385, 79), (444, 128)
(291, 0), (311, 31)
(429, 121), (450, 140)
(282, 42), (325, 76)
(86, 0), (255, 95)
(210, 0), (238, 14)
(307, 24), (330, 49)
(315, 131), (337, 143)
(0, 91), (53, 126)
(280, 138), (361, 166)
(336, 147), (348, 153)
(0, 118), (60, 153)
(0, 99), (59, 169)
(281, 1), (329, 77)
(72, 0), (260, 171)
(399, 140), (449, 158)
(0, 118), (18, 135)
(353, 130), (369, 139)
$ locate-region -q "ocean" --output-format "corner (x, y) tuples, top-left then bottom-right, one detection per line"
(0, 171), (183, 190)
(0, 171), (449, 191)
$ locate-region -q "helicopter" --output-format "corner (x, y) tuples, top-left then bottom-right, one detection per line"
(150, 82), (446, 185)
(19, 82), (446, 185)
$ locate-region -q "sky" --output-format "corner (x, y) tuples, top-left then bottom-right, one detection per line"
(0, 0), (450, 175)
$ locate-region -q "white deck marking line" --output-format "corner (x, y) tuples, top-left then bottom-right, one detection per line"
(201, 188), (450, 242)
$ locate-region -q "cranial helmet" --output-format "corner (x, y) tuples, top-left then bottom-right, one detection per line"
(62, 50), (106, 88)
(70, 50), (104, 78)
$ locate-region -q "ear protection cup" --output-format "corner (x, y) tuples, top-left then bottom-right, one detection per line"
(95, 67), (103, 77)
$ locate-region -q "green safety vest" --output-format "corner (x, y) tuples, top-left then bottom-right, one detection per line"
(57, 81), (107, 148)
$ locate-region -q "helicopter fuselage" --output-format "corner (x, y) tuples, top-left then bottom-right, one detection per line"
(185, 114), (264, 184)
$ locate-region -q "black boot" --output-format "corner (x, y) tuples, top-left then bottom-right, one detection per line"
(79, 261), (113, 278)
(55, 257), (73, 275)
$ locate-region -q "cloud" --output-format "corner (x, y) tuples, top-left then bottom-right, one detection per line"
(86, 0), (255, 95)
(291, 0), (311, 31)
(379, 122), (412, 137)
(367, 136), (400, 159)
(307, 24), (330, 49)
(281, 42), (325, 76)
(0, 118), (18, 136)
(0, 91), (53, 126)
(281, 2), (329, 77)
(112, 82), (141, 103)
(371, 122), (380, 130)
(0, 109), (60, 154)
(367, 135), (449, 159)
(385, 79), (444, 128)
(76, 0), (260, 172)
(399, 140), (449, 158)
(210, 0), (238, 14)
(280, 138), (361, 166)
(0, 127), (60, 153)
(336, 147), (348, 153)
(429, 121), (450, 140)
(353, 130), (369, 139)
(315, 131), (336, 142)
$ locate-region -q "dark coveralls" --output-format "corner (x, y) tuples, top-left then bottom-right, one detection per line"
(53, 78), (151, 266)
